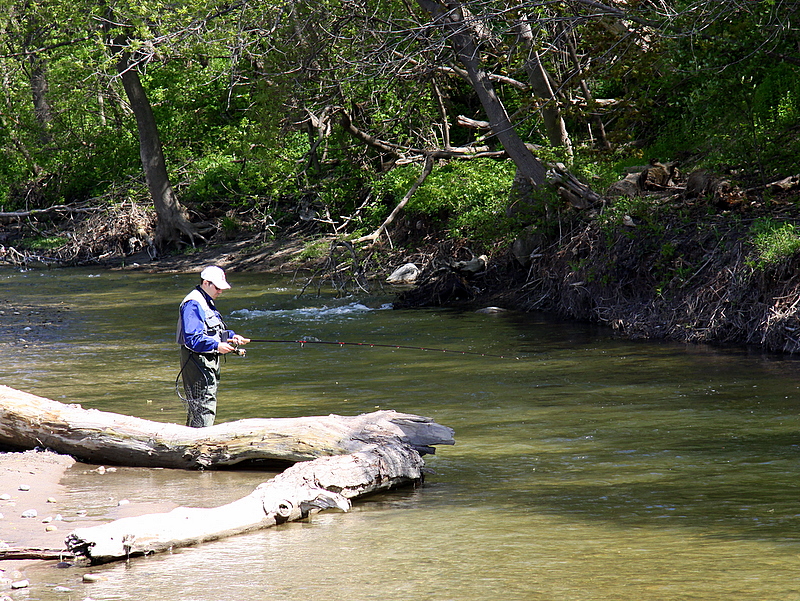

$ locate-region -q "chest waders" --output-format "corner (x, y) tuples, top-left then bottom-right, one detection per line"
(176, 289), (227, 428)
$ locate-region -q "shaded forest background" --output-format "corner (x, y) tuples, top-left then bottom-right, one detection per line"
(2, 0), (800, 351)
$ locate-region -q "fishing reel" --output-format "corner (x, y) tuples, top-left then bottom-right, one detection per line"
(221, 332), (246, 357)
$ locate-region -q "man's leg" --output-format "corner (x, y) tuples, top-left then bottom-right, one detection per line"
(180, 348), (219, 427)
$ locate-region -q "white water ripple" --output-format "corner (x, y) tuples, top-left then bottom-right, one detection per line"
(230, 302), (391, 323)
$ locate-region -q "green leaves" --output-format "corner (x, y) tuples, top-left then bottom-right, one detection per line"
(749, 218), (800, 269)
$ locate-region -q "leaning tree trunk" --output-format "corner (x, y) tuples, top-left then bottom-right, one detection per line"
(0, 385), (454, 468)
(110, 29), (200, 249)
(416, 0), (548, 189)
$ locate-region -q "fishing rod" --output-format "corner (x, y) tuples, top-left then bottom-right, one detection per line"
(242, 338), (518, 359)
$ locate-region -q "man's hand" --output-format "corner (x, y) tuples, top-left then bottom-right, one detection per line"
(217, 341), (236, 354)
(230, 335), (250, 346)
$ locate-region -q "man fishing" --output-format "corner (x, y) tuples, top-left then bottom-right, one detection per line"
(177, 265), (250, 427)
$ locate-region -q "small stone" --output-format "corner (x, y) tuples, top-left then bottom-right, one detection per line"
(47, 497), (57, 503)
(21, 509), (37, 518)
(54, 585), (72, 591)
(117, 499), (130, 506)
(23, 326), (32, 331)
(0, 513), (4, 519)
(45, 524), (58, 532)
(11, 579), (29, 589)
(54, 514), (63, 521)
(82, 573), (102, 582)
(42, 515), (52, 523)
(18, 484), (30, 491)
(0, 493), (11, 500)
(96, 466), (106, 474)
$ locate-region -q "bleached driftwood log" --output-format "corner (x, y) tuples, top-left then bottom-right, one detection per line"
(67, 443), (424, 564)
(0, 385), (454, 468)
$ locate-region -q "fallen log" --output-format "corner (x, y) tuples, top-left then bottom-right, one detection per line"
(0, 385), (454, 468)
(66, 443), (424, 564)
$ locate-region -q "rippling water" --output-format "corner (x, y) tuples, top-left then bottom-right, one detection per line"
(4, 267), (800, 600)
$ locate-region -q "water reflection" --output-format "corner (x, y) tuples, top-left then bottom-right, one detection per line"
(4, 267), (800, 600)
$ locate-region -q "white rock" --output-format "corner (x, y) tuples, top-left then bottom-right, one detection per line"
(18, 484), (30, 491)
(21, 509), (37, 518)
(11, 579), (29, 589)
(387, 263), (421, 284)
(0, 493), (11, 500)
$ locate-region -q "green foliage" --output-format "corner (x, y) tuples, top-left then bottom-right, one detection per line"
(598, 195), (663, 240)
(374, 158), (516, 243)
(643, 5), (800, 175)
(748, 217), (800, 269)
(26, 236), (68, 250)
(2, 0), (800, 259)
(299, 237), (331, 261)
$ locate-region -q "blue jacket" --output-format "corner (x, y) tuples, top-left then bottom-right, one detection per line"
(176, 287), (235, 354)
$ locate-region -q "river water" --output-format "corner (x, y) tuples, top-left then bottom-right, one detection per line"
(4, 267), (800, 600)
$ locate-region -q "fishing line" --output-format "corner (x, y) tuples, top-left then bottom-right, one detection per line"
(245, 338), (518, 359)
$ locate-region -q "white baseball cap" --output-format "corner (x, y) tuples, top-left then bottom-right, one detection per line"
(200, 265), (231, 289)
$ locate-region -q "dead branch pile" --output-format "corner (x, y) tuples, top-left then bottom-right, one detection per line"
(0, 200), (156, 267)
(66, 201), (156, 262)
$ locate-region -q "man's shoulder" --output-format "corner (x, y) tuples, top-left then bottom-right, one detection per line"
(181, 288), (206, 307)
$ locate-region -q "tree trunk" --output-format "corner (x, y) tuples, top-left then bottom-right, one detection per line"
(416, 0), (548, 188)
(28, 57), (52, 143)
(516, 18), (573, 157)
(66, 443), (425, 564)
(0, 385), (454, 468)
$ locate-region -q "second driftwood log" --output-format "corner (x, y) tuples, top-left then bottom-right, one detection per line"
(66, 443), (424, 564)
